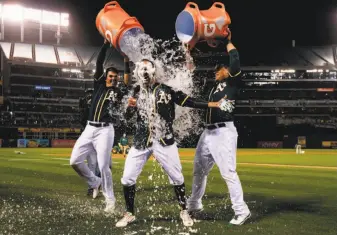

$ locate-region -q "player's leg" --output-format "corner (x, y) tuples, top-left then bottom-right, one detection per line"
(188, 130), (215, 212)
(208, 123), (250, 225)
(152, 141), (193, 227)
(70, 126), (100, 190)
(86, 150), (98, 196)
(93, 125), (115, 212)
(116, 147), (151, 227)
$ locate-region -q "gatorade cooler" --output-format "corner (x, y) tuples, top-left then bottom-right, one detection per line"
(175, 2), (231, 49)
(96, 1), (144, 54)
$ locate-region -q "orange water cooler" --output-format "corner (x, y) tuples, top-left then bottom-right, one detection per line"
(96, 1), (145, 54)
(175, 2), (231, 49)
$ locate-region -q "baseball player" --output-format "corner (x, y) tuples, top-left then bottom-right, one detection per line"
(118, 133), (129, 157)
(115, 58), (225, 227)
(70, 39), (130, 212)
(186, 31), (251, 225)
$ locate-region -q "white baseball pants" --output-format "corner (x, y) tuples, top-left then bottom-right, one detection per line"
(87, 151), (99, 176)
(121, 141), (184, 186)
(70, 123), (115, 202)
(188, 122), (250, 216)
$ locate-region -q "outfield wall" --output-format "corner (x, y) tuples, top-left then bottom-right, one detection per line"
(0, 137), (337, 149)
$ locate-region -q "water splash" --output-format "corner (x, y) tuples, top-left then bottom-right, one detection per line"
(120, 33), (203, 143)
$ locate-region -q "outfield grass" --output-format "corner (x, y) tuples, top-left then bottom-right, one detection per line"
(0, 148), (336, 235)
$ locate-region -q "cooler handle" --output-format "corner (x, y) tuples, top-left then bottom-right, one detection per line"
(121, 17), (142, 29)
(186, 2), (199, 11)
(104, 1), (121, 13)
(212, 2), (225, 10)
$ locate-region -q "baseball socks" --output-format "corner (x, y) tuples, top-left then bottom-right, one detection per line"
(174, 183), (194, 227)
(116, 185), (136, 227)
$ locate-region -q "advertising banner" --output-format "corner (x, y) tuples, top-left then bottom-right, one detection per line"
(17, 139), (27, 147)
(18, 128), (81, 133)
(322, 141), (337, 149)
(26, 139), (49, 148)
(257, 141), (283, 148)
(51, 139), (76, 148)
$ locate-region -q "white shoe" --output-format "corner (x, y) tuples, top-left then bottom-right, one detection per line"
(180, 210), (194, 227)
(104, 201), (115, 213)
(92, 181), (101, 199)
(187, 203), (204, 214)
(116, 212), (136, 227)
(229, 212), (251, 225)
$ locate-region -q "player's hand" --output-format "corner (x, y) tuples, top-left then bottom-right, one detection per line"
(226, 28), (232, 41)
(219, 28), (231, 45)
(128, 97), (137, 107)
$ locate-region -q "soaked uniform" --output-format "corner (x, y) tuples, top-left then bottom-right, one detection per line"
(188, 48), (250, 216)
(70, 43), (128, 204)
(121, 84), (208, 186)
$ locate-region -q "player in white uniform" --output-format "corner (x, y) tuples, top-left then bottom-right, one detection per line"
(70, 40), (130, 212)
(115, 59), (225, 227)
(187, 32), (251, 225)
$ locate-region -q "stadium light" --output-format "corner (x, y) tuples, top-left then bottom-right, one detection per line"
(2, 4), (23, 22)
(24, 8), (42, 23)
(60, 13), (69, 27)
(0, 3), (69, 27)
(42, 10), (60, 26)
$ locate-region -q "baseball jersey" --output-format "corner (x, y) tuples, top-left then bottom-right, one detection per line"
(206, 49), (241, 124)
(87, 43), (127, 124)
(126, 84), (208, 149)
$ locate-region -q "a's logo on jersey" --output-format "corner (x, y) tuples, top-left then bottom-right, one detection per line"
(214, 83), (226, 94)
(106, 90), (118, 102)
(157, 91), (172, 104)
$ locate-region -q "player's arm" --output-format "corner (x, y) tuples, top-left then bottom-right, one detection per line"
(172, 90), (220, 109)
(225, 30), (241, 77)
(94, 40), (110, 82)
(183, 43), (195, 71)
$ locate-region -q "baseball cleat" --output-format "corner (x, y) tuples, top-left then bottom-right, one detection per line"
(187, 203), (204, 214)
(104, 200), (115, 213)
(116, 212), (136, 227)
(180, 210), (194, 227)
(87, 188), (93, 197)
(92, 182), (101, 199)
(229, 212), (251, 225)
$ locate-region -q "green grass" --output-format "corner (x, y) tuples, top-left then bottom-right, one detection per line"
(0, 148), (337, 235)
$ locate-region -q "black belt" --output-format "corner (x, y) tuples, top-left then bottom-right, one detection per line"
(88, 121), (110, 127)
(204, 122), (226, 130)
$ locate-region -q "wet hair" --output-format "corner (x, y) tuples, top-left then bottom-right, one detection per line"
(141, 59), (155, 68)
(105, 66), (118, 75)
(214, 64), (227, 72)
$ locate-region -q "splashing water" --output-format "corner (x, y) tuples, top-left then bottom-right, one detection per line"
(119, 32), (203, 143)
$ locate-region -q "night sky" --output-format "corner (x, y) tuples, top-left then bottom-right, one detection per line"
(4, 0), (337, 51)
